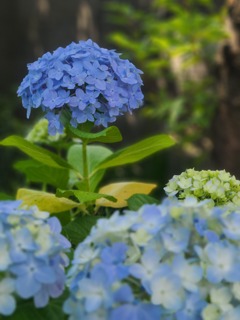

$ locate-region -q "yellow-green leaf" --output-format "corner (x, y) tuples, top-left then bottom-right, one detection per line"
(16, 188), (81, 213)
(96, 182), (157, 208)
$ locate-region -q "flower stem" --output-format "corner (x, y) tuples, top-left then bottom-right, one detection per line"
(82, 140), (90, 192)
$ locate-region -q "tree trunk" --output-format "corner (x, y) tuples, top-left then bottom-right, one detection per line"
(211, 0), (240, 178)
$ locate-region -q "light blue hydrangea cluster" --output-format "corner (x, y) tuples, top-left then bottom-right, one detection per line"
(64, 197), (240, 320)
(164, 169), (240, 206)
(0, 200), (70, 316)
(17, 39), (144, 135)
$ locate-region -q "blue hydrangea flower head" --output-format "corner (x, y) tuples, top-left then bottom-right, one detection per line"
(64, 198), (240, 319)
(0, 200), (70, 315)
(17, 39), (144, 134)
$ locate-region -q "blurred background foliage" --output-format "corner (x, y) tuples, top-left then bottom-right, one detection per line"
(1, 0), (240, 197)
(106, 0), (226, 136)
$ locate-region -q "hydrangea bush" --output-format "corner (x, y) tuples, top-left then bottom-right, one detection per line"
(1, 39), (175, 213)
(3, 38), (240, 319)
(164, 169), (240, 206)
(63, 198), (240, 320)
(0, 200), (70, 316)
(17, 39), (144, 135)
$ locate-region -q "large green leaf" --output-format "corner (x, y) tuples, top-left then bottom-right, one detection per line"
(67, 125), (122, 144)
(0, 135), (72, 169)
(52, 211), (71, 227)
(67, 145), (112, 191)
(56, 189), (117, 203)
(94, 134), (176, 171)
(127, 193), (160, 211)
(62, 215), (100, 246)
(67, 144), (113, 173)
(14, 159), (69, 189)
(6, 291), (68, 320)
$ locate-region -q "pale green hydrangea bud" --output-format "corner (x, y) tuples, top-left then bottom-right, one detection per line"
(130, 229), (152, 246)
(232, 192), (240, 206)
(164, 169), (240, 206)
(232, 282), (240, 300)
(26, 118), (65, 144)
(210, 286), (232, 307)
(202, 304), (222, 320)
(177, 177), (192, 189)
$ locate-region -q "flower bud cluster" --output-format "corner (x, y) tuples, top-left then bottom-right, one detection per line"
(26, 118), (65, 144)
(164, 169), (240, 206)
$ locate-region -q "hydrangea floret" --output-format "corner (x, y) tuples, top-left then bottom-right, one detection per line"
(17, 39), (144, 135)
(0, 200), (71, 316)
(164, 169), (240, 206)
(63, 197), (240, 319)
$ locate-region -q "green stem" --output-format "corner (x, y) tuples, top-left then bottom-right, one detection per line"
(82, 140), (90, 192)
(42, 182), (47, 192)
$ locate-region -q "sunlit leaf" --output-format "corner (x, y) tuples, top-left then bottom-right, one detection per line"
(96, 182), (157, 208)
(16, 188), (81, 213)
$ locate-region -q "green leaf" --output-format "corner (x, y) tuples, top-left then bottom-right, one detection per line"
(6, 291), (68, 320)
(67, 145), (112, 191)
(67, 126), (122, 144)
(67, 145), (113, 173)
(127, 193), (160, 211)
(62, 215), (100, 246)
(88, 169), (105, 192)
(0, 135), (72, 169)
(94, 134), (176, 171)
(14, 160), (69, 189)
(56, 189), (117, 203)
(52, 211), (71, 226)
(0, 192), (14, 200)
